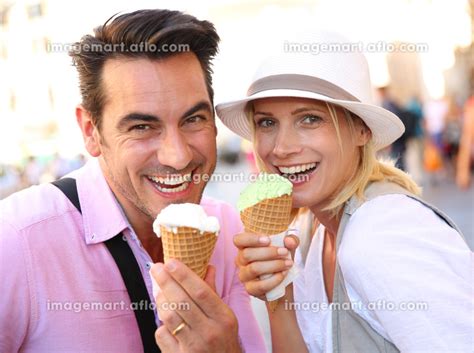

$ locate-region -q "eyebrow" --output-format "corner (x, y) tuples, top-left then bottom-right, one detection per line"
(181, 101), (213, 119)
(291, 106), (327, 115)
(254, 106), (327, 117)
(253, 110), (273, 117)
(116, 113), (159, 130)
(116, 101), (213, 130)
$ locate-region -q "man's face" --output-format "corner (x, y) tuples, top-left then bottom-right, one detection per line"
(90, 53), (217, 222)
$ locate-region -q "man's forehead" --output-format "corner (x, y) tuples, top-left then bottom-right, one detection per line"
(100, 54), (210, 117)
(102, 53), (206, 91)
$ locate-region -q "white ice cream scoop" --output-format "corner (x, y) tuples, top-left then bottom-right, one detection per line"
(153, 203), (220, 236)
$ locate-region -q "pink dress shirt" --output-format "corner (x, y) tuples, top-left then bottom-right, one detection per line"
(0, 158), (266, 353)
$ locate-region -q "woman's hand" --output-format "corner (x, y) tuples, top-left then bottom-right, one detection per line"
(233, 231), (299, 299)
(235, 232), (308, 353)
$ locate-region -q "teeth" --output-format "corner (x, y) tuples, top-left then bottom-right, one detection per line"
(154, 182), (190, 193)
(278, 163), (317, 175)
(148, 173), (192, 186)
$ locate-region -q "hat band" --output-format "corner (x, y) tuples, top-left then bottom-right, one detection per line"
(247, 74), (361, 102)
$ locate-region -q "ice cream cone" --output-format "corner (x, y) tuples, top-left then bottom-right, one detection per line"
(160, 225), (218, 279)
(240, 194), (293, 235)
(240, 194), (292, 311)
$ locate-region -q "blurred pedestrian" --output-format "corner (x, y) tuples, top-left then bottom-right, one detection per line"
(378, 86), (417, 171)
(442, 96), (463, 174)
(405, 96), (425, 183)
(0, 165), (21, 199)
(22, 155), (43, 186)
(424, 98), (449, 183)
(456, 95), (474, 189)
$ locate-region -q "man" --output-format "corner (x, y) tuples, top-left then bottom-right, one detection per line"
(0, 10), (265, 353)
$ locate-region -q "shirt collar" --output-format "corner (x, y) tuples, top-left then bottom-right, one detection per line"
(74, 158), (129, 245)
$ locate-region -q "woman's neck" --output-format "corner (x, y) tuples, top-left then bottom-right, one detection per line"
(310, 207), (341, 246)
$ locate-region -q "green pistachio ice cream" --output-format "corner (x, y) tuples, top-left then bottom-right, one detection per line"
(238, 173), (293, 212)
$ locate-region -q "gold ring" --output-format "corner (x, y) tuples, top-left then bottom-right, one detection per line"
(171, 322), (187, 336)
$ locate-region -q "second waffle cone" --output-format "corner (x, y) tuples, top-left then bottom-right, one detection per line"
(240, 194), (293, 235)
(240, 194), (293, 311)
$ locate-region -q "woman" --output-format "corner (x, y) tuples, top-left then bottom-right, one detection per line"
(216, 32), (472, 353)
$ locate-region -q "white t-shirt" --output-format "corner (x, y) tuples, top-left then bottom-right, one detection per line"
(293, 194), (473, 353)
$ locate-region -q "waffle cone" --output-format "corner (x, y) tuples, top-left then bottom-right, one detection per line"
(240, 194), (293, 235)
(160, 226), (218, 279)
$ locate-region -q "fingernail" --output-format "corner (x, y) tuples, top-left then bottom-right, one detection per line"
(259, 236), (270, 244)
(165, 260), (177, 272)
(277, 247), (288, 256)
(284, 260), (293, 267)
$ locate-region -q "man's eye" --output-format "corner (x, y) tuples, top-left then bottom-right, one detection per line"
(256, 118), (275, 128)
(185, 115), (206, 124)
(130, 124), (150, 131)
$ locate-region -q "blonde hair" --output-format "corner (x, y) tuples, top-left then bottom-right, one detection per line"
(247, 101), (421, 217)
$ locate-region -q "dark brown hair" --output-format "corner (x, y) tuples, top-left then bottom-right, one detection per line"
(69, 9), (220, 129)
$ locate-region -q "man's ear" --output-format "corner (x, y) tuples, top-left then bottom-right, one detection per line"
(76, 105), (101, 157)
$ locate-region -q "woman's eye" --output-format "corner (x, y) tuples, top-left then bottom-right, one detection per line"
(256, 118), (275, 128)
(301, 114), (322, 125)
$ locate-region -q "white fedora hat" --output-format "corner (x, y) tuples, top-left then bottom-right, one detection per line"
(216, 31), (404, 151)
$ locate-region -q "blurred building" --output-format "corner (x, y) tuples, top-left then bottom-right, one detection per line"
(0, 0), (84, 164)
(386, 44), (425, 105)
(444, 1), (473, 102)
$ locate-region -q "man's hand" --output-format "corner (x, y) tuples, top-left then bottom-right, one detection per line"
(150, 260), (242, 353)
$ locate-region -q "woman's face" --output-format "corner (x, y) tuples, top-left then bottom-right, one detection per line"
(252, 97), (369, 210)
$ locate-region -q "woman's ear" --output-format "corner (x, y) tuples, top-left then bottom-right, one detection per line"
(354, 119), (372, 146)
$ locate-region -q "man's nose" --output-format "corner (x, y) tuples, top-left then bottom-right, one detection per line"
(157, 128), (193, 171)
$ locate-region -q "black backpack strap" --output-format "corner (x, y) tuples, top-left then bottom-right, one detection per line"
(52, 178), (160, 353)
(52, 178), (81, 213)
(104, 236), (159, 353)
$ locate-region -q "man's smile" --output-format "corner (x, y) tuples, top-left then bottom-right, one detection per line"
(146, 168), (197, 194)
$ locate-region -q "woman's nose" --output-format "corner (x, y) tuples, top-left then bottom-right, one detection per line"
(272, 127), (303, 159)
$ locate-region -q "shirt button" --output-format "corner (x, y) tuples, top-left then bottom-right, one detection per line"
(122, 235), (127, 241)
(145, 262), (152, 269)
